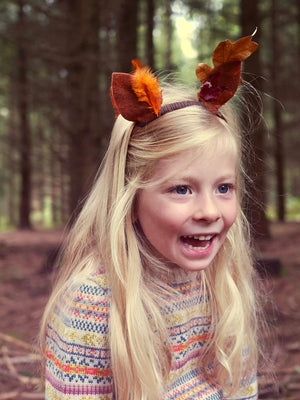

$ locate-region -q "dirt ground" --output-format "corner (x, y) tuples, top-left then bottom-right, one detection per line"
(0, 222), (299, 399)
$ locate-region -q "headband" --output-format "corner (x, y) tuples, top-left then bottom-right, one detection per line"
(110, 34), (258, 124)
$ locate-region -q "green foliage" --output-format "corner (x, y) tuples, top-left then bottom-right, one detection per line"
(267, 196), (300, 222)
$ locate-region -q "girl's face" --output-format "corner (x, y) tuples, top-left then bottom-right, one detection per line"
(136, 145), (238, 272)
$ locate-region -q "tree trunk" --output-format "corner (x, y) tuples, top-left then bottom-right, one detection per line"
(271, 0), (285, 221)
(34, 121), (46, 226)
(165, 0), (172, 70)
(7, 82), (19, 227)
(64, 0), (101, 219)
(240, 0), (269, 237)
(16, 0), (32, 229)
(146, 0), (155, 69)
(117, 0), (139, 71)
(50, 142), (59, 226)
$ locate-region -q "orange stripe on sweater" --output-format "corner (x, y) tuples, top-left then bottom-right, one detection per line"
(46, 350), (112, 377)
(172, 333), (210, 352)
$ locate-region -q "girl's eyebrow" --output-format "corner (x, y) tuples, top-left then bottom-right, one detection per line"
(166, 173), (237, 183)
(216, 174), (237, 182)
(158, 175), (194, 186)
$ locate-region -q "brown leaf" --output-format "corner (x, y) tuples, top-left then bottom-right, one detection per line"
(196, 34), (258, 115)
(195, 63), (214, 84)
(198, 61), (241, 112)
(212, 35), (258, 68)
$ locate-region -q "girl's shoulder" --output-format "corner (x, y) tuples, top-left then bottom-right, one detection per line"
(50, 266), (111, 337)
(76, 265), (111, 302)
(61, 265), (110, 314)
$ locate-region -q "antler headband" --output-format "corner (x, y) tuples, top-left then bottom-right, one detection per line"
(110, 34), (258, 124)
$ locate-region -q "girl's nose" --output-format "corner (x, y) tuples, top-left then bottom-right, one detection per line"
(192, 194), (221, 222)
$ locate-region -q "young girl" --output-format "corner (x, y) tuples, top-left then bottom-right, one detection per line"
(41, 35), (260, 399)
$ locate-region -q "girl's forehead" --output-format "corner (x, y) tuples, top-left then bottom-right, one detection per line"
(150, 145), (237, 182)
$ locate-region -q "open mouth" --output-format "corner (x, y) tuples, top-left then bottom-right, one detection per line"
(181, 234), (215, 250)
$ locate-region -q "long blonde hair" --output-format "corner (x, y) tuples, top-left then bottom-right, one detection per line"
(41, 86), (259, 399)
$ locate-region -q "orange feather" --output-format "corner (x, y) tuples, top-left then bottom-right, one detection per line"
(131, 60), (162, 116)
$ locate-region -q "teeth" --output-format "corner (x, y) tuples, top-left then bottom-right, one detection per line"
(185, 242), (210, 250)
(184, 235), (213, 241)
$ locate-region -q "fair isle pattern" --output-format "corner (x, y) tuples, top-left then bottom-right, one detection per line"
(45, 270), (114, 399)
(45, 268), (258, 399)
(161, 277), (222, 399)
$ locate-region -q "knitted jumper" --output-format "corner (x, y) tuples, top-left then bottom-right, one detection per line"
(45, 267), (257, 399)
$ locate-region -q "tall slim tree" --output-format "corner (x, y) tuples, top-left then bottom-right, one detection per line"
(271, 0), (285, 221)
(16, 0), (32, 229)
(298, 0), (300, 66)
(240, 0), (269, 237)
(146, 0), (155, 69)
(63, 0), (101, 218)
(7, 78), (19, 227)
(165, 0), (172, 70)
(117, 0), (139, 71)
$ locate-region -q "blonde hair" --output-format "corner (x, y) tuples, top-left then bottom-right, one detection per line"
(41, 85), (259, 399)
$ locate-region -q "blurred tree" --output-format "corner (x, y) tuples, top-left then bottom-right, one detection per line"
(165, 0), (173, 70)
(6, 79), (19, 227)
(259, 0), (300, 220)
(62, 0), (102, 218)
(240, 0), (270, 237)
(146, 0), (155, 69)
(298, 0), (300, 65)
(152, 0), (176, 71)
(271, 0), (285, 221)
(0, 1), (19, 228)
(117, 0), (139, 72)
(16, 0), (32, 229)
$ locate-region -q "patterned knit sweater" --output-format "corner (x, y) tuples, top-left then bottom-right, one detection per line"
(45, 267), (258, 399)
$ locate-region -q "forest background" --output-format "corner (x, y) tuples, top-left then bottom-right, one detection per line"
(0, 0), (300, 398)
(0, 0), (299, 234)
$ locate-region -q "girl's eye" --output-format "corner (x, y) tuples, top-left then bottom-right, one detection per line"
(172, 185), (191, 195)
(217, 184), (233, 194)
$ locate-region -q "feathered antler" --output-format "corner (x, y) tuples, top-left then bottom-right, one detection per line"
(110, 60), (162, 124)
(196, 33), (259, 116)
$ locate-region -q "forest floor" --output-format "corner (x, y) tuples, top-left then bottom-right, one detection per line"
(0, 222), (299, 399)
